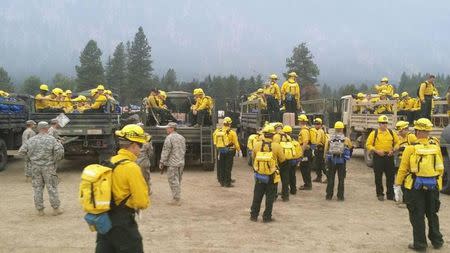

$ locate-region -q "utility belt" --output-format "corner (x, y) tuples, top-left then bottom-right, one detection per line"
(373, 153), (394, 159)
(412, 175), (438, 191)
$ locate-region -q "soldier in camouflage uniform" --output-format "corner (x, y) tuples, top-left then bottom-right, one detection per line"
(22, 120), (36, 181)
(18, 121), (65, 216)
(136, 139), (154, 196)
(48, 118), (63, 141)
(159, 122), (186, 205)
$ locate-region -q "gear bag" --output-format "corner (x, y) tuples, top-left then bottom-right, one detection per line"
(328, 134), (346, 155)
(253, 141), (277, 175)
(409, 143), (444, 190)
(280, 140), (296, 160)
(215, 128), (230, 148)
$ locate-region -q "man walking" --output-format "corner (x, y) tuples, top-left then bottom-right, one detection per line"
(366, 115), (399, 201)
(22, 120), (36, 182)
(18, 121), (64, 216)
(160, 122), (186, 205)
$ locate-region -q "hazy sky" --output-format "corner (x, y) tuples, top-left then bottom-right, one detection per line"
(1, 0), (450, 86)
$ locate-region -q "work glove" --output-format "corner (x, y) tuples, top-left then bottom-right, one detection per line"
(394, 185), (403, 202)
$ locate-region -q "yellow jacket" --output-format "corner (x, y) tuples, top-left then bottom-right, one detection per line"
(213, 126), (241, 151)
(273, 132), (292, 143)
(398, 132), (417, 148)
(298, 125), (310, 147)
(281, 78), (300, 103)
(35, 94), (50, 110)
(62, 97), (73, 113)
(399, 97), (416, 111)
(252, 138), (286, 165)
(257, 95), (267, 110)
(366, 128), (399, 152)
(310, 128), (326, 146)
(375, 84), (394, 96)
(146, 95), (159, 109)
(418, 81), (438, 100)
(91, 94), (107, 110)
(395, 138), (444, 190)
(193, 95), (213, 112)
(111, 149), (150, 209)
(247, 134), (259, 151)
(267, 82), (281, 101)
(353, 98), (368, 113)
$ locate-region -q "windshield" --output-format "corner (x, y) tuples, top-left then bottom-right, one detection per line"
(166, 95), (193, 113)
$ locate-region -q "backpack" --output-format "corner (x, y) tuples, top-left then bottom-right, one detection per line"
(409, 142), (444, 190)
(279, 134), (296, 160)
(215, 128), (230, 149)
(329, 134), (346, 155)
(79, 159), (129, 214)
(253, 141), (277, 175)
(372, 129), (395, 148)
(205, 96), (214, 109)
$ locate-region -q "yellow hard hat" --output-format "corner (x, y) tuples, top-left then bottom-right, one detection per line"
(298, 114), (308, 122)
(65, 90), (72, 94)
(381, 77), (389, 82)
(271, 122), (283, 129)
(90, 89), (98, 96)
(105, 90), (112, 95)
(52, 88), (63, 95)
(262, 125), (276, 134)
(393, 93), (399, 99)
(257, 88), (264, 93)
(223, 117), (232, 124)
(395, 121), (409, 131)
(78, 95), (87, 102)
(159, 90), (167, 98)
(288, 72), (298, 77)
(96, 84), (105, 90)
(40, 84), (49, 91)
(401, 92), (409, 98)
(115, 124), (150, 144)
(334, 121), (345, 129)
(357, 93), (365, 98)
(282, 125), (292, 133)
(0, 90), (9, 97)
(377, 115), (389, 123)
(194, 88), (204, 95)
(270, 74), (278, 79)
(314, 118), (323, 124)
(414, 118), (433, 131)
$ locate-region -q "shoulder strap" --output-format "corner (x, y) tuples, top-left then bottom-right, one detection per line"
(260, 141), (272, 152)
(372, 129), (378, 146)
(112, 159), (129, 170)
(388, 129), (394, 148)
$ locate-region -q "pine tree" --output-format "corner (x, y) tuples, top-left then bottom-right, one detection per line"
(75, 40), (105, 91)
(106, 42), (127, 98)
(161, 68), (178, 91)
(0, 67), (14, 92)
(127, 26), (153, 104)
(285, 42), (320, 85)
(52, 73), (77, 91)
(20, 76), (42, 94)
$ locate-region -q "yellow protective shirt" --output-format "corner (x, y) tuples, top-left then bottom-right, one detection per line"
(273, 132), (292, 143)
(35, 93), (50, 110)
(111, 149), (150, 209)
(310, 128), (325, 146)
(375, 83), (394, 96)
(257, 96), (267, 109)
(281, 79), (300, 102)
(146, 95), (159, 109)
(196, 96), (213, 111)
(247, 134), (259, 150)
(267, 82), (281, 101)
(366, 128), (399, 152)
(298, 125), (310, 147)
(396, 138), (444, 190)
(252, 137), (286, 165)
(91, 94), (107, 110)
(212, 126), (241, 151)
(418, 81), (438, 100)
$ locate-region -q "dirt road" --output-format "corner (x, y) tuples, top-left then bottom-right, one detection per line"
(0, 151), (448, 253)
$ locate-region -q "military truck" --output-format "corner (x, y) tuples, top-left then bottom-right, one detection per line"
(0, 95), (28, 171)
(28, 97), (121, 162)
(340, 95), (448, 166)
(140, 91), (215, 171)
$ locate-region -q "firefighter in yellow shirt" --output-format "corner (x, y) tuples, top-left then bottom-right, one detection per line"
(375, 77), (395, 96)
(96, 124), (150, 252)
(86, 85), (108, 113)
(298, 114), (312, 190)
(394, 118), (443, 251)
(250, 125), (285, 222)
(373, 91), (392, 114)
(418, 74), (438, 120)
(190, 88), (213, 127)
(246, 131), (261, 166)
(310, 118), (326, 183)
(281, 72), (301, 118)
(394, 121), (417, 174)
(283, 125), (302, 196)
(213, 117), (240, 187)
(35, 84), (51, 112)
(256, 88), (267, 111)
(366, 115), (399, 201)
(353, 93), (368, 113)
(266, 74), (281, 122)
(47, 88), (64, 112)
(276, 125), (298, 201)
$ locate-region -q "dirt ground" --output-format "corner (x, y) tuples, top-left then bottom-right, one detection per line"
(0, 150), (449, 253)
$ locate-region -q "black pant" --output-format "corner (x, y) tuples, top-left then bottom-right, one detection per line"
(405, 189), (443, 249)
(326, 162), (346, 199)
(314, 148), (325, 179)
(96, 209), (143, 253)
(289, 161), (297, 194)
(217, 149), (234, 186)
(421, 95), (432, 120)
(407, 111), (416, 125)
(191, 109), (211, 126)
(267, 95), (280, 122)
(300, 160), (311, 187)
(250, 179), (277, 220)
(373, 154), (395, 199)
(279, 162), (291, 199)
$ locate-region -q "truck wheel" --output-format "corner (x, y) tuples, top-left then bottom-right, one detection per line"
(203, 162), (215, 171)
(364, 149), (374, 168)
(0, 139), (7, 172)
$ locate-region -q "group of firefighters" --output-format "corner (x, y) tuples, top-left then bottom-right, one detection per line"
(33, 84), (115, 113)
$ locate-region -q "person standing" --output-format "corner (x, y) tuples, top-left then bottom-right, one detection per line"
(298, 114), (312, 190)
(250, 125), (285, 222)
(136, 131), (154, 196)
(281, 72), (301, 122)
(418, 75), (438, 120)
(310, 118), (326, 183)
(48, 118), (62, 141)
(325, 121), (353, 201)
(274, 125), (297, 201)
(22, 120), (36, 182)
(366, 115), (399, 201)
(96, 124), (150, 252)
(159, 122), (186, 205)
(266, 74), (281, 122)
(213, 117), (240, 187)
(395, 118), (444, 251)
(18, 121), (64, 216)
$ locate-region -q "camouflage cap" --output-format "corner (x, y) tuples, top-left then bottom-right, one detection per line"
(50, 118), (58, 124)
(37, 121), (49, 130)
(26, 120), (36, 125)
(167, 122), (178, 129)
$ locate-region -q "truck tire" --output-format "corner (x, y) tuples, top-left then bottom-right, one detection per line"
(364, 148), (374, 168)
(0, 139), (7, 172)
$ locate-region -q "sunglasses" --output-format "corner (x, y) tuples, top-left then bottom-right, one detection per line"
(380, 122), (388, 125)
